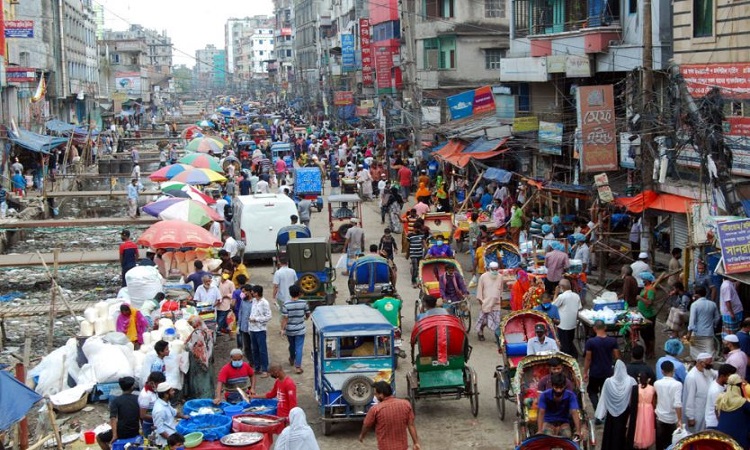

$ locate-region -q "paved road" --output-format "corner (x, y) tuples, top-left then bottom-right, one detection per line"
(213, 193), (518, 449)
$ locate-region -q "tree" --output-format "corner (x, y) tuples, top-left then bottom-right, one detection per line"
(172, 66), (193, 94)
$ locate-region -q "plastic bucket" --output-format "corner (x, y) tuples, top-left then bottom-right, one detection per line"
(223, 405), (243, 417)
(83, 431), (96, 445)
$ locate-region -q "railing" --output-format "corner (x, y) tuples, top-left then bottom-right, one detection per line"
(513, 0), (619, 38)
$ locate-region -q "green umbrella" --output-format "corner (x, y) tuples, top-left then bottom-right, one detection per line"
(178, 153), (224, 172)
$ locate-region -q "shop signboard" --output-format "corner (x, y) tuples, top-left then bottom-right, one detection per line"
(538, 121), (563, 155)
(577, 85), (618, 172)
(360, 18), (373, 86)
(375, 47), (392, 90)
(5, 20), (33, 38)
(446, 86), (496, 120)
(513, 116), (539, 133)
(334, 91), (354, 106)
(717, 218), (750, 274)
(6, 67), (36, 83)
(341, 34), (355, 72)
(681, 64), (750, 99)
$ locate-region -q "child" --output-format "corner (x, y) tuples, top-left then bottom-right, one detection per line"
(166, 433), (185, 450)
(378, 228), (398, 260)
(633, 372), (656, 449)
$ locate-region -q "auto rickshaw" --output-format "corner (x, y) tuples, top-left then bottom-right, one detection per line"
(327, 194), (363, 252)
(312, 305), (396, 435)
(347, 254), (398, 305)
(271, 142), (294, 167)
(287, 238), (336, 309)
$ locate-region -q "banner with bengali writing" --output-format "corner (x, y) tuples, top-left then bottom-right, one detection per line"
(717, 218), (750, 274)
(577, 85), (618, 172)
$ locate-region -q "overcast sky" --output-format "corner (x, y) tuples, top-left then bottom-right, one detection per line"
(98, 0), (274, 67)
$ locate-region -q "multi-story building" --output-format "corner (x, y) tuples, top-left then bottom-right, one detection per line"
(273, 0), (295, 92)
(97, 36), (150, 108)
(249, 29), (275, 78)
(225, 16), (274, 88)
(293, 0), (327, 103)
(195, 44), (225, 92)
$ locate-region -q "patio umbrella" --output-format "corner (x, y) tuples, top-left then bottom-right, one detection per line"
(171, 168), (227, 185)
(178, 153), (224, 172)
(136, 220), (222, 249)
(197, 120), (213, 128)
(142, 198), (221, 226)
(180, 125), (204, 140)
(149, 163), (192, 182)
(161, 182), (216, 204)
(185, 137), (225, 154)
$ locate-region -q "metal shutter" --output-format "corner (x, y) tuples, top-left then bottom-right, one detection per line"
(671, 213), (689, 249)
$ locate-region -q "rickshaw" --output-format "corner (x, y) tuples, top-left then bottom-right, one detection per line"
(421, 212), (455, 243)
(495, 310), (560, 420)
(517, 435), (580, 450)
(474, 239), (524, 276)
(347, 254), (398, 305)
(311, 305), (396, 436)
(668, 431), (744, 450)
(414, 258), (471, 330)
(275, 224), (312, 264)
(512, 353), (594, 449)
(327, 194), (363, 252)
(406, 314), (479, 416)
(271, 142), (294, 167)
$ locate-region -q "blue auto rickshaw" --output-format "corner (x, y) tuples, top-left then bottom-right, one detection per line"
(312, 305), (396, 435)
(271, 142), (294, 167)
(347, 255), (398, 305)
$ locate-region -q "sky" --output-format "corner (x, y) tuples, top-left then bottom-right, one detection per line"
(98, 0), (274, 67)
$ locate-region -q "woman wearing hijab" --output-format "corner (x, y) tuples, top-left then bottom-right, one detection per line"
(183, 315), (216, 399)
(595, 360), (638, 450)
(116, 303), (149, 348)
(275, 407), (320, 450)
(510, 270), (531, 311)
(386, 186), (404, 233)
(716, 374), (750, 448)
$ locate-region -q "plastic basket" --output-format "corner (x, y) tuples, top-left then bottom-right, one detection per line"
(176, 414), (232, 441)
(183, 399), (233, 416)
(593, 301), (625, 311)
(112, 436), (143, 450)
(243, 398), (278, 416)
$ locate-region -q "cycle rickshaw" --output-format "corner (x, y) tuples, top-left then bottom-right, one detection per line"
(414, 257), (471, 330)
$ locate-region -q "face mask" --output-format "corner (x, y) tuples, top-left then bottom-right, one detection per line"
(231, 360), (243, 368)
(489, 269), (498, 277)
(437, 241), (444, 247)
(222, 273), (230, 280)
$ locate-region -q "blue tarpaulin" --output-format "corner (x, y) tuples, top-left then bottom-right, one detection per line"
(463, 137), (506, 154)
(483, 167), (513, 184)
(45, 119), (75, 133)
(9, 129), (69, 154)
(0, 370), (43, 431)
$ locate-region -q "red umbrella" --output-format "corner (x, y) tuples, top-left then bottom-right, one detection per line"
(136, 220), (222, 249)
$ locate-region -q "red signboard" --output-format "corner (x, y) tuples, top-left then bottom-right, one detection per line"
(333, 91), (354, 106)
(577, 85), (618, 172)
(375, 47), (392, 90)
(681, 64), (750, 100)
(360, 18), (373, 87)
(369, 0), (399, 24)
(472, 86), (496, 116)
(280, 28), (292, 36)
(6, 67), (36, 83)
(726, 116), (750, 136)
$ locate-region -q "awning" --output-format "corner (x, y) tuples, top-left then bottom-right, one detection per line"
(0, 370), (43, 432)
(527, 179), (592, 197)
(9, 129), (68, 154)
(434, 137), (508, 168)
(614, 190), (693, 214)
(45, 119), (75, 133)
(483, 167), (513, 184)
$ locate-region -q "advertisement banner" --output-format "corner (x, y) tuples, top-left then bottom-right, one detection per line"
(725, 116), (750, 136)
(495, 95), (515, 121)
(681, 64), (750, 100)
(538, 121), (563, 155)
(717, 218), (750, 274)
(341, 34), (355, 72)
(447, 90), (475, 120)
(375, 47), (391, 90)
(513, 116), (539, 133)
(4, 20), (33, 38)
(5, 67), (36, 83)
(594, 173), (614, 203)
(115, 72), (142, 95)
(359, 18), (373, 86)
(334, 91), (354, 106)
(577, 85), (618, 172)
(472, 86), (496, 115)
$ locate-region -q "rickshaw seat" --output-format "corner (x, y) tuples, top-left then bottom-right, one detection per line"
(416, 354), (465, 372)
(352, 257), (391, 292)
(506, 342), (527, 357)
(423, 281), (440, 296)
(508, 355), (525, 368)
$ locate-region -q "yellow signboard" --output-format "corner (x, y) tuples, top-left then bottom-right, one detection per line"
(513, 116), (539, 133)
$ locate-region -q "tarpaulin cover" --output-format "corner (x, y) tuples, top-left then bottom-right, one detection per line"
(0, 370), (43, 432)
(45, 119), (75, 133)
(9, 129), (68, 154)
(483, 167), (513, 184)
(434, 137), (508, 168)
(433, 140), (466, 160)
(613, 190), (692, 213)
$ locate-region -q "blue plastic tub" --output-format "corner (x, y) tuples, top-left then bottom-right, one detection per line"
(176, 414), (232, 441)
(183, 399), (230, 416)
(244, 398), (278, 416)
(222, 404), (244, 417)
(112, 436), (143, 450)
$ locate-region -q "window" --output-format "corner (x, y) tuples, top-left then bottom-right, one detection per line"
(423, 38), (439, 69)
(486, 0), (506, 17)
(423, 37), (456, 69)
(693, 0), (713, 37)
(518, 83), (531, 112)
(286, 49), (292, 57)
(629, 0), (637, 14)
(111, 53), (120, 64)
(425, 0), (455, 18)
(485, 49), (504, 69)
(259, 40), (264, 44)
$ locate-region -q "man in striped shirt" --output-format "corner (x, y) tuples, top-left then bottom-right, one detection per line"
(407, 223), (427, 288)
(281, 285), (310, 374)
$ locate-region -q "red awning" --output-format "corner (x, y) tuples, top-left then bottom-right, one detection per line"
(433, 139), (466, 160)
(435, 138), (508, 168)
(614, 190), (693, 213)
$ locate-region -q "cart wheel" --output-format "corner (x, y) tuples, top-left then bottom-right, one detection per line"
(299, 273), (321, 295)
(468, 368), (479, 417)
(459, 302), (472, 331)
(495, 371), (506, 421)
(341, 375), (374, 406)
(413, 298), (420, 321)
(337, 223), (353, 240)
(322, 412), (333, 436)
(575, 321), (587, 356)
(406, 375), (416, 412)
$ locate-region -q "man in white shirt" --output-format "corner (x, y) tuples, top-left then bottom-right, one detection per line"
(683, 352), (716, 433)
(193, 275), (221, 304)
(255, 177), (270, 193)
(630, 252), (651, 288)
(552, 279), (582, 358)
(222, 232), (240, 258)
(654, 360), (683, 450)
(705, 364), (737, 429)
(272, 256), (298, 322)
(573, 235), (590, 274)
(214, 195), (227, 222)
(151, 382), (190, 447)
(527, 323), (560, 355)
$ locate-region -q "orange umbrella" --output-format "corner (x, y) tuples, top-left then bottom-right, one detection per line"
(136, 220), (222, 249)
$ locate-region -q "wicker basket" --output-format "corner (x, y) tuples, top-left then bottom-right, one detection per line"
(53, 393), (88, 414)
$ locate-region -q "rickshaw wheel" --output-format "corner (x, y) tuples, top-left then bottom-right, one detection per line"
(322, 412), (333, 436)
(495, 371), (506, 421)
(341, 375), (374, 406)
(299, 273), (321, 295)
(406, 376), (417, 412)
(575, 321), (587, 356)
(413, 298), (420, 321)
(468, 367), (479, 417)
(458, 302), (472, 331)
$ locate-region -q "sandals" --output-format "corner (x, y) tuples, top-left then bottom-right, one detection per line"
(477, 334), (486, 341)
(295, 367), (304, 374)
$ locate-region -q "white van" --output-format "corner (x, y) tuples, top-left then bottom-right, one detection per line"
(234, 194), (299, 260)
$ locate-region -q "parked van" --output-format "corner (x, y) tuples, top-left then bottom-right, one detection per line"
(234, 194), (299, 260)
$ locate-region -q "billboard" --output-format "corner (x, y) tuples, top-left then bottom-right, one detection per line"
(115, 72), (142, 95)
(334, 91), (354, 106)
(681, 64), (750, 99)
(577, 85), (618, 172)
(341, 34), (355, 72)
(375, 47), (392, 90)
(6, 67), (36, 83)
(5, 20), (34, 38)
(717, 218), (750, 274)
(360, 19), (373, 86)
(446, 86), (497, 121)
(539, 121), (563, 155)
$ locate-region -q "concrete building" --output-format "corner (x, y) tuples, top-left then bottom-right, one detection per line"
(293, 0), (328, 104)
(413, 0), (509, 122)
(249, 29), (275, 78)
(225, 16), (274, 87)
(195, 44), (225, 92)
(97, 36), (150, 108)
(272, 0), (295, 93)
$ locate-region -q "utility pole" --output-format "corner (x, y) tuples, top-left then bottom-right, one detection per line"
(641, 0), (656, 258)
(400, 0), (421, 157)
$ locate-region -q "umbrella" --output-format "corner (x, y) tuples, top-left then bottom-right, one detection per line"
(161, 182), (216, 204)
(136, 220), (222, 249)
(185, 137), (225, 154)
(197, 120), (213, 128)
(149, 164), (192, 182)
(178, 153), (224, 172)
(171, 168), (227, 185)
(181, 125), (204, 140)
(142, 198), (221, 226)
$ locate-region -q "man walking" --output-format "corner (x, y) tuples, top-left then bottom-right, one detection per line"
(273, 256), (298, 322)
(544, 244), (569, 295)
(553, 279), (581, 358)
(359, 381), (420, 450)
(249, 285), (272, 377)
(119, 230), (138, 287)
(297, 198), (312, 227)
(654, 361), (683, 450)
(237, 284), (254, 366)
(683, 352), (716, 433)
(720, 276), (744, 337)
(281, 285), (310, 374)
(126, 178), (140, 219)
(344, 218), (365, 274)
(684, 286), (720, 360)
(583, 319), (620, 411)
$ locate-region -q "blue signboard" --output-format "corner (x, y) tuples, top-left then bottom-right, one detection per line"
(447, 90), (475, 121)
(294, 167), (323, 195)
(717, 218), (750, 275)
(342, 34), (355, 73)
(5, 20), (34, 38)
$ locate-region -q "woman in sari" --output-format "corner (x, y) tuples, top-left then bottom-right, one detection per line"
(510, 270), (531, 311)
(275, 407), (320, 450)
(116, 303), (149, 349)
(183, 316), (216, 399)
